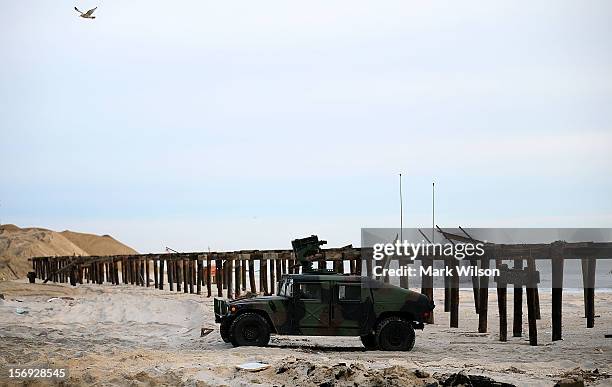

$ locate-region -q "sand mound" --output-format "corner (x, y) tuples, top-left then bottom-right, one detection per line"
(0, 224), (137, 281)
(60, 230), (137, 256)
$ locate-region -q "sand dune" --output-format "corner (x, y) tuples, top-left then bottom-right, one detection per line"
(0, 224), (137, 281)
(60, 230), (137, 256)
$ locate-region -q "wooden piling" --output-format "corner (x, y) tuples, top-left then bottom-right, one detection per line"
(249, 256), (256, 294)
(318, 257), (326, 271)
(188, 259), (193, 294)
(470, 258), (480, 314)
(134, 259), (142, 286)
(105, 261), (111, 285)
(146, 259), (150, 287)
(582, 258), (596, 328)
(121, 258), (127, 284)
(334, 259), (343, 274)
(168, 260), (174, 291)
(159, 259), (165, 290)
(131, 259), (136, 285)
(113, 259), (119, 285)
(215, 258), (223, 297)
(235, 257), (241, 297)
(134, 259), (138, 286)
(176, 259), (182, 292)
(197, 258), (202, 295)
(109, 260), (114, 285)
(222, 261), (228, 290)
(275, 257), (282, 286)
(140, 259), (145, 286)
(526, 257), (540, 319)
(526, 257), (538, 346)
(549, 256), (563, 338)
(183, 259), (189, 294)
(241, 257), (247, 291)
(190, 259), (198, 294)
(261, 257), (268, 295)
(206, 255), (212, 297)
(450, 272), (459, 328)
(526, 288), (538, 346)
(512, 258), (523, 337)
(478, 256), (490, 333)
(444, 258), (451, 313)
(281, 257), (287, 276)
(269, 258), (275, 294)
(421, 257), (434, 324)
(496, 258), (507, 341)
(226, 258), (233, 299)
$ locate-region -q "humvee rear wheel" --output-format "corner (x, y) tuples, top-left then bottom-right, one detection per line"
(229, 313), (270, 347)
(360, 334), (378, 350)
(376, 317), (415, 351)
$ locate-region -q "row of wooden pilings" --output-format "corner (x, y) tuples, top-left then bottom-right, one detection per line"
(30, 251), (600, 347)
(30, 251), (363, 299)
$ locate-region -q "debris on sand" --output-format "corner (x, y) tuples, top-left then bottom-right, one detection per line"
(439, 371), (515, 387)
(273, 358), (438, 386)
(237, 362), (270, 372)
(502, 366), (525, 375)
(47, 297), (75, 302)
(555, 367), (610, 384)
(15, 308), (29, 315)
(200, 327), (213, 337)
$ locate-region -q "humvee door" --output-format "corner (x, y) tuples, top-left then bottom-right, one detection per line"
(293, 281), (331, 333)
(331, 282), (362, 331)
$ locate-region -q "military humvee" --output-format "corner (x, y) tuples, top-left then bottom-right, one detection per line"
(214, 236), (434, 351)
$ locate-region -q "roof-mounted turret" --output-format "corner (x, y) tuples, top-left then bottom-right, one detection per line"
(291, 235), (334, 273)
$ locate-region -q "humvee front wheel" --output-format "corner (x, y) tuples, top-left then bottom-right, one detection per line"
(360, 334), (378, 350)
(376, 317), (415, 351)
(229, 313), (270, 347)
(220, 320), (231, 343)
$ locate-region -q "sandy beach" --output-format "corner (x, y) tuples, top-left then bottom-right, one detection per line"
(0, 280), (610, 386)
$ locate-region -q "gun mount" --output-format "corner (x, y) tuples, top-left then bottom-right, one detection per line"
(291, 235), (332, 273)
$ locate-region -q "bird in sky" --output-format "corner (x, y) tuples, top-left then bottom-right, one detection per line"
(74, 6), (97, 19)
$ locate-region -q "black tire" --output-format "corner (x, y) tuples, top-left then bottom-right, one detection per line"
(220, 320), (231, 343)
(375, 317), (415, 351)
(229, 312), (271, 347)
(360, 334), (378, 350)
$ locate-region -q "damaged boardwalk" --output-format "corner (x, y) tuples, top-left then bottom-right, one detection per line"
(28, 231), (612, 348)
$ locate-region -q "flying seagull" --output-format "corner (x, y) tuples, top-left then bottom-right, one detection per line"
(74, 6), (97, 19)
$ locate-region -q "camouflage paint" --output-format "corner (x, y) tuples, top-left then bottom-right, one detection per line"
(214, 272), (434, 337)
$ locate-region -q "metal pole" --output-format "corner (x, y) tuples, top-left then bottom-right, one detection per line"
(399, 173), (403, 243)
(432, 182), (435, 243)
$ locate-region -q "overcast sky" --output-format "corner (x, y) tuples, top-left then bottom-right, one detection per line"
(1, 1), (611, 252)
